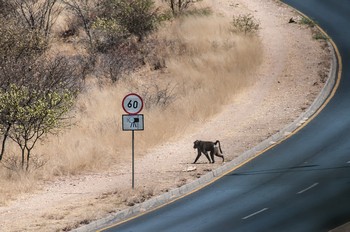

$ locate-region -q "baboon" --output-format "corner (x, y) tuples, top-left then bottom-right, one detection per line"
(193, 140), (224, 164)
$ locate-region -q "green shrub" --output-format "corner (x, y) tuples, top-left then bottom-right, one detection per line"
(100, 0), (161, 42)
(313, 31), (328, 41)
(299, 16), (315, 27)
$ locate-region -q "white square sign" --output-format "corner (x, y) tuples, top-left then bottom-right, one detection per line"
(122, 114), (144, 131)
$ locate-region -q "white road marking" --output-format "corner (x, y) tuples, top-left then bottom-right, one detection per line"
(242, 208), (269, 220)
(297, 182), (319, 194)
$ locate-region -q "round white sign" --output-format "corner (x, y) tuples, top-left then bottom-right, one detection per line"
(122, 93), (143, 115)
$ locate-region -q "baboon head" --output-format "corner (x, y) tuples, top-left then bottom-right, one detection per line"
(193, 140), (200, 149)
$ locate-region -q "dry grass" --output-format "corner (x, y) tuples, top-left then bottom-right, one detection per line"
(136, 15), (262, 144)
(0, 14), (262, 204)
(0, 171), (36, 205)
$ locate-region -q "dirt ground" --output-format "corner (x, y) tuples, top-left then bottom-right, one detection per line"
(0, 0), (333, 231)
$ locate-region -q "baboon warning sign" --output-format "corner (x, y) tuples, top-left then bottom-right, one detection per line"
(122, 114), (144, 131)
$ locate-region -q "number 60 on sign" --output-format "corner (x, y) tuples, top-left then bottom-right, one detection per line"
(122, 93), (143, 115)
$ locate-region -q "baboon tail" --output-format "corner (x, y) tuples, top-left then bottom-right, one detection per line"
(215, 140), (223, 153)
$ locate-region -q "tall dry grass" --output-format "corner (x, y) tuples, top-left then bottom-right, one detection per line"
(136, 15), (263, 146)
(0, 14), (262, 202)
(41, 15), (262, 173)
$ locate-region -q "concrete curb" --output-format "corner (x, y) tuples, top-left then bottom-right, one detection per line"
(74, 41), (338, 232)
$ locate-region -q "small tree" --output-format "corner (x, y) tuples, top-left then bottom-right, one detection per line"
(0, 11), (83, 169)
(0, 85), (75, 170)
(0, 55), (83, 170)
(0, 19), (48, 163)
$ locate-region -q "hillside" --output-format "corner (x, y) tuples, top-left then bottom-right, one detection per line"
(0, 0), (332, 231)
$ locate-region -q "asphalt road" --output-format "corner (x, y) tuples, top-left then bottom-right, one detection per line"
(102, 1), (350, 231)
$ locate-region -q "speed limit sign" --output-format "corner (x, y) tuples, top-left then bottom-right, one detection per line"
(122, 93), (143, 115)
(122, 93), (144, 189)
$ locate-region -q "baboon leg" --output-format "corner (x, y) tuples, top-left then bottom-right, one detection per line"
(215, 153), (224, 162)
(203, 151), (212, 163)
(193, 152), (201, 164)
(210, 151), (215, 163)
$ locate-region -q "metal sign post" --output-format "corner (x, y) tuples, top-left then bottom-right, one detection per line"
(122, 93), (144, 189)
(132, 130), (135, 189)
(122, 114), (144, 189)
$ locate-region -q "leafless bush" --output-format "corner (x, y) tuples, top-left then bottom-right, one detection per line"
(97, 42), (145, 82)
(62, 0), (98, 48)
(4, 0), (62, 37)
(136, 82), (177, 109)
(163, 0), (194, 16)
(1, 156), (22, 173)
(0, 19), (48, 61)
(98, 52), (130, 82)
(1, 154), (47, 173)
(0, 54), (85, 92)
(231, 14), (260, 35)
(140, 37), (167, 70)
